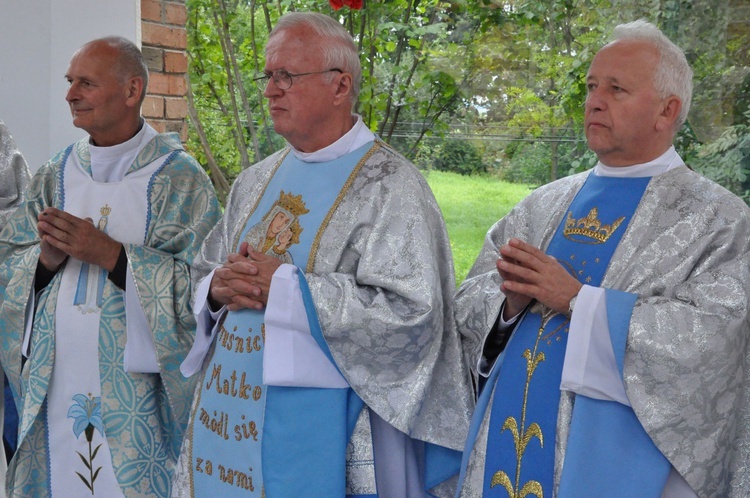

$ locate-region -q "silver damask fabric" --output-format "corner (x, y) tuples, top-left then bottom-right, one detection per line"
(455, 166), (750, 497)
(187, 140), (474, 492)
(0, 121), (29, 229)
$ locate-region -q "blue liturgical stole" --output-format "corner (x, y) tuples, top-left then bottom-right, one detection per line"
(481, 174), (651, 498)
(189, 143), (373, 497)
(262, 275), (461, 498)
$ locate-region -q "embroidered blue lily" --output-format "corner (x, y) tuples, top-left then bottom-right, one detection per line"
(67, 394), (104, 494)
(68, 393), (104, 439)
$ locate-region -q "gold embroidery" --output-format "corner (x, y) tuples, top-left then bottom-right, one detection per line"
(198, 408), (230, 440)
(194, 457), (257, 492)
(231, 151), (290, 251)
(307, 141), (382, 272)
(234, 415), (259, 442)
(206, 363), (261, 400)
(247, 190), (309, 257)
(218, 324), (263, 354)
(563, 208), (625, 244)
(277, 191), (309, 216)
(217, 464), (255, 491)
(490, 307), (562, 498)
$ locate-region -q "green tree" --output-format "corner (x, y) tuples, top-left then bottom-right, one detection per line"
(185, 0), (472, 201)
(433, 138), (486, 175)
(185, 0), (750, 205)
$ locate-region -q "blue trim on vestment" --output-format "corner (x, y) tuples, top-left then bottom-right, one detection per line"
(144, 149), (179, 242)
(557, 290), (670, 497)
(296, 271), (462, 497)
(424, 442), (463, 491)
(58, 145), (74, 210)
(455, 348), (506, 497)
(262, 271), (365, 498)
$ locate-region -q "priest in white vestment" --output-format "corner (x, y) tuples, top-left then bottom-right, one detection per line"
(0, 38), (219, 497)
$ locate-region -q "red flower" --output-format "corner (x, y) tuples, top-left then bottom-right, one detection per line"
(330, 0), (362, 9)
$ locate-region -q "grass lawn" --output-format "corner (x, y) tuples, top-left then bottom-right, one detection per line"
(424, 170), (534, 285)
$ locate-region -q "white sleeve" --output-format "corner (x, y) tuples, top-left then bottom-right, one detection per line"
(180, 269), (226, 377)
(123, 267), (160, 373)
(262, 264), (349, 388)
(560, 285), (630, 406)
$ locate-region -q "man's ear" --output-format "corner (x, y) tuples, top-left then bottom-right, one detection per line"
(125, 76), (145, 108)
(656, 95), (682, 132)
(332, 72), (353, 107)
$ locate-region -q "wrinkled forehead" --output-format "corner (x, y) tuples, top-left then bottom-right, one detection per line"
(265, 27), (323, 68)
(67, 42), (121, 78)
(587, 39), (659, 78)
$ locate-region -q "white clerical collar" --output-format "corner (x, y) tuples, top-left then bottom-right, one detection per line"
(89, 120), (157, 183)
(593, 146), (684, 178)
(290, 115), (375, 163)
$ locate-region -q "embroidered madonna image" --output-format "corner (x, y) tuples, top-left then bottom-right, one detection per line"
(243, 190), (309, 264)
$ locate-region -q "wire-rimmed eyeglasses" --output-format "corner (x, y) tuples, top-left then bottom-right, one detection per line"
(253, 68), (343, 90)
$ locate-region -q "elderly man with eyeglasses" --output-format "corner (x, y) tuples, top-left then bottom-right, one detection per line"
(171, 11), (473, 498)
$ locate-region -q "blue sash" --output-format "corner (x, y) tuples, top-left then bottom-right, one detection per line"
(557, 290), (670, 497)
(480, 174), (651, 497)
(263, 272), (368, 497)
(189, 143), (373, 497)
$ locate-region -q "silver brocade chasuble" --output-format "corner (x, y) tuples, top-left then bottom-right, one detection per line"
(186, 143), (373, 497)
(456, 166), (750, 497)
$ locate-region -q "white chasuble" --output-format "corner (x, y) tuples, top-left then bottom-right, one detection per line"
(46, 151), (167, 497)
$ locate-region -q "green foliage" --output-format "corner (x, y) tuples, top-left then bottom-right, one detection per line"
(424, 170), (533, 284)
(692, 112), (750, 204)
(186, 0), (475, 196)
(433, 139), (486, 175)
(501, 141), (553, 185)
(185, 0), (750, 207)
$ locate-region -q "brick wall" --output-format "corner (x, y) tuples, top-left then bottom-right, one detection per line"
(140, 0), (189, 140)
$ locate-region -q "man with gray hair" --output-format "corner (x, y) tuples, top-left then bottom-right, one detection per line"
(455, 20), (749, 497)
(0, 37), (219, 496)
(172, 11), (473, 498)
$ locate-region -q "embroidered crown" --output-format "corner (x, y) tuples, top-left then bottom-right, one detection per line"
(278, 190), (309, 216)
(563, 208), (624, 244)
(100, 204), (112, 217)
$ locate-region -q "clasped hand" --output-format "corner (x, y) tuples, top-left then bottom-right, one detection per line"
(497, 238), (582, 319)
(37, 207), (121, 272)
(209, 242), (283, 311)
